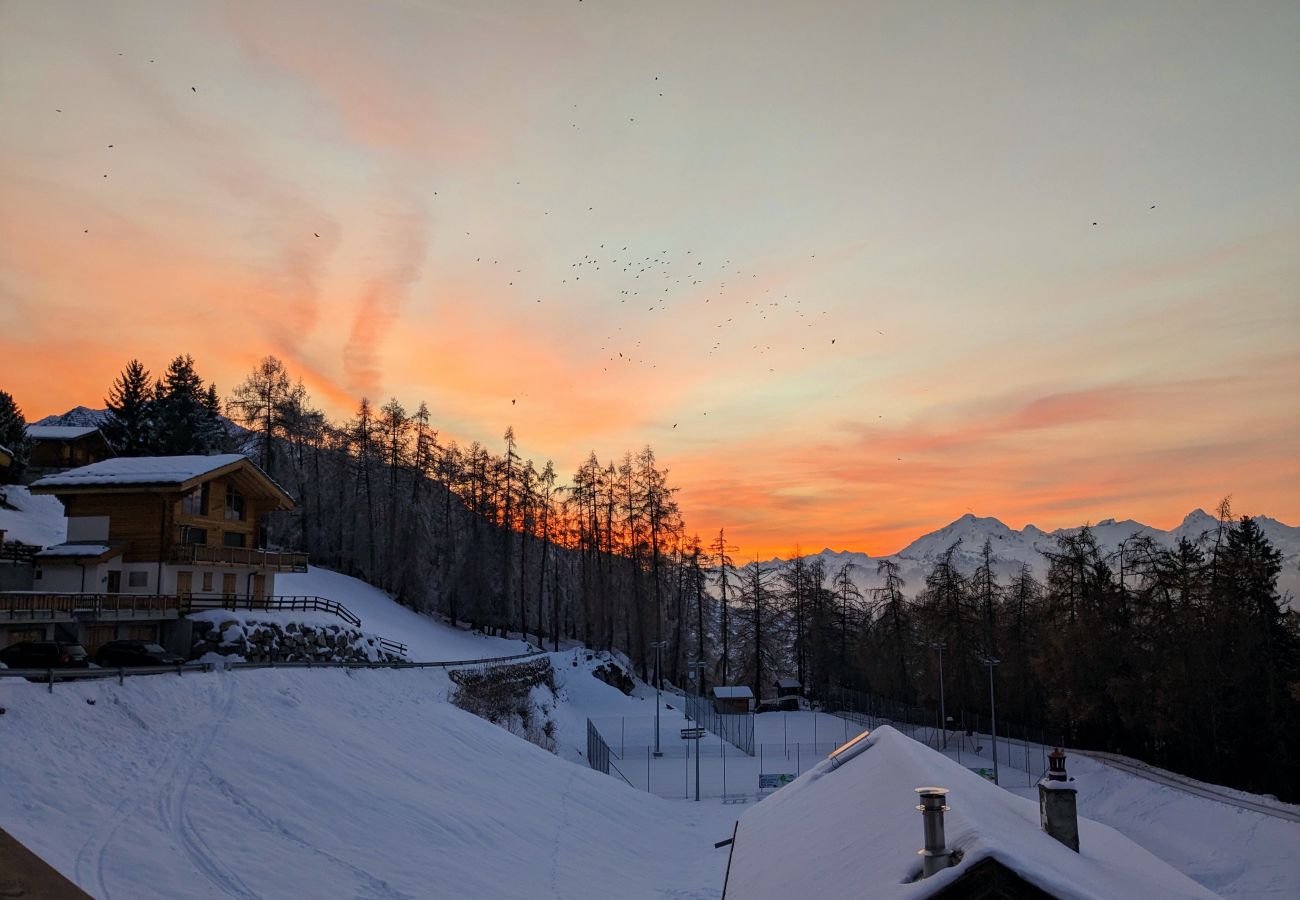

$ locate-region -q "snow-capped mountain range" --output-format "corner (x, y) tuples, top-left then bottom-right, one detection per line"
(763, 510), (1300, 605)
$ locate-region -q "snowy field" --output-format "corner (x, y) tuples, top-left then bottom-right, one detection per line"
(0, 667), (736, 900)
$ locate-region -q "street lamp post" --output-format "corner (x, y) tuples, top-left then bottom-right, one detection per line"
(928, 641), (947, 749)
(980, 655), (1001, 785)
(652, 640), (668, 757)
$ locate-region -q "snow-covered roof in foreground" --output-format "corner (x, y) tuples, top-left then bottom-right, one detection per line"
(724, 726), (1218, 900)
(712, 685), (754, 699)
(24, 424), (102, 441)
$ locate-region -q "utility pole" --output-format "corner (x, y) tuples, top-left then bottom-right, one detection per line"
(652, 640), (668, 757)
(980, 655), (1001, 785)
(928, 640), (947, 749)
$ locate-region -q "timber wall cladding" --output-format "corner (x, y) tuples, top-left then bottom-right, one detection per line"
(173, 477), (260, 546)
(65, 493), (172, 563)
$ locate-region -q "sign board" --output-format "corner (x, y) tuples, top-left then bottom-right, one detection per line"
(680, 728), (706, 740)
(759, 773), (796, 791)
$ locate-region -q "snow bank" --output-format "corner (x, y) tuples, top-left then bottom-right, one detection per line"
(0, 668), (734, 899)
(276, 567), (533, 660)
(1023, 754), (1300, 898)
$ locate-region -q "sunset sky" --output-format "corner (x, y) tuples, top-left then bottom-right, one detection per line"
(2, 0), (1297, 557)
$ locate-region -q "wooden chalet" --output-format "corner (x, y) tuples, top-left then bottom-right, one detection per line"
(0, 443), (11, 483)
(23, 425), (114, 477)
(0, 455), (304, 653)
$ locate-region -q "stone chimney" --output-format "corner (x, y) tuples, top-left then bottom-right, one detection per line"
(1038, 748), (1079, 852)
(915, 787), (952, 878)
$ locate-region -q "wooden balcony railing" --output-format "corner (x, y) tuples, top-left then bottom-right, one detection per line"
(168, 544), (308, 572)
(0, 592), (182, 622)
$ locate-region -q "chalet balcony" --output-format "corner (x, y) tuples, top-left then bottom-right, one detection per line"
(168, 544), (309, 572)
(0, 592), (183, 624)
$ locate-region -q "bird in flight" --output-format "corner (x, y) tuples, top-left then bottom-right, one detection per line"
(314, 233), (320, 238)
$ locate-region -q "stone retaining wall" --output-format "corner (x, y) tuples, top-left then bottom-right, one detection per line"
(191, 618), (402, 664)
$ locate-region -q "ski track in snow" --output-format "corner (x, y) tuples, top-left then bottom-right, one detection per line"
(201, 764), (414, 900)
(549, 767), (578, 899)
(73, 791), (138, 900)
(158, 675), (262, 900)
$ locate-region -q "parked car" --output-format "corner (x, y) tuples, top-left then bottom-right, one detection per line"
(94, 640), (186, 668)
(0, 641), (91, 669)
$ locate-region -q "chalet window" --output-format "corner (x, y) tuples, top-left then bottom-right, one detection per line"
(202, 572), (213, 592)
(225, 487), (246, 522)
(223, 531), (246, 548)
(182, 483), (210, 516)
(181, 526), (208, 545)
(128, 571), (148, 588)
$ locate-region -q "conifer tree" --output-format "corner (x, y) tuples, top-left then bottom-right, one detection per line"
(101, 360), (156, 454)
(0, 390), (29, 480)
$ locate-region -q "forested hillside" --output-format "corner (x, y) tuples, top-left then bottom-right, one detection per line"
(4, 356), (1298, 799)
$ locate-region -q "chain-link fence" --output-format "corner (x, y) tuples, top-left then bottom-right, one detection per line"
(817, 683), (1066, 787)
(683, 693), (755, 755)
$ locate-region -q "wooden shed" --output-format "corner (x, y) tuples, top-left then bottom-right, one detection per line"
(711, 685), (754, 715)
(775, 677), (802, 698)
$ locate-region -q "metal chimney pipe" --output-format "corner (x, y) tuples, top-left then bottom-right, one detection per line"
(915, 787), (952, 878)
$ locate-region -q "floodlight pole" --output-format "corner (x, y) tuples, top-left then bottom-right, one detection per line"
(652, 640), (668, 757)
(929, 641), (947, 749)
(981, 655), (1001, 785)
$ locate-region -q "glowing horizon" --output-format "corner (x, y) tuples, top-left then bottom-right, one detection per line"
(2, 1), (1297, 559)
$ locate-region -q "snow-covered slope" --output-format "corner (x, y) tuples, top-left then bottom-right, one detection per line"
(0, 484), (67, 546)
(0, 669), (733, 900)
(767, 509), (1300, 602)
(1010, 754), (1300, 898)
(277, 567), (532, 660)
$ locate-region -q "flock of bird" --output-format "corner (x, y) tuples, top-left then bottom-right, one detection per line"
(63, 50), (1160, 437)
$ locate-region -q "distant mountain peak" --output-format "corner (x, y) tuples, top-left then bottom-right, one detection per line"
(32, 406), (110, 428)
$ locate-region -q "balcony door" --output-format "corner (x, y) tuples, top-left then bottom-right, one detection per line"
(177, 570), (193, 598)
(222, 573), (236, 599)
(106, 571), (121, 594)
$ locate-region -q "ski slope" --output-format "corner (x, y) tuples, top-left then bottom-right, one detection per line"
(276, 567), (533, 660)
(0, 668), (734, 900)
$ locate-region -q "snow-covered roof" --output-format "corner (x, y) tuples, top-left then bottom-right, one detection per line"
(775, 677), (801, 689)
(712, 686), (754, 699)
(24, 425), (103, 441)
(0, 443), (11, 463)
(34, 542), (116, 560)
(29, 454), (293, 507)
(723, 726), (1216, 899)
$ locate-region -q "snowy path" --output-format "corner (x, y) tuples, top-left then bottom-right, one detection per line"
(1075, 750), (1300, 823)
